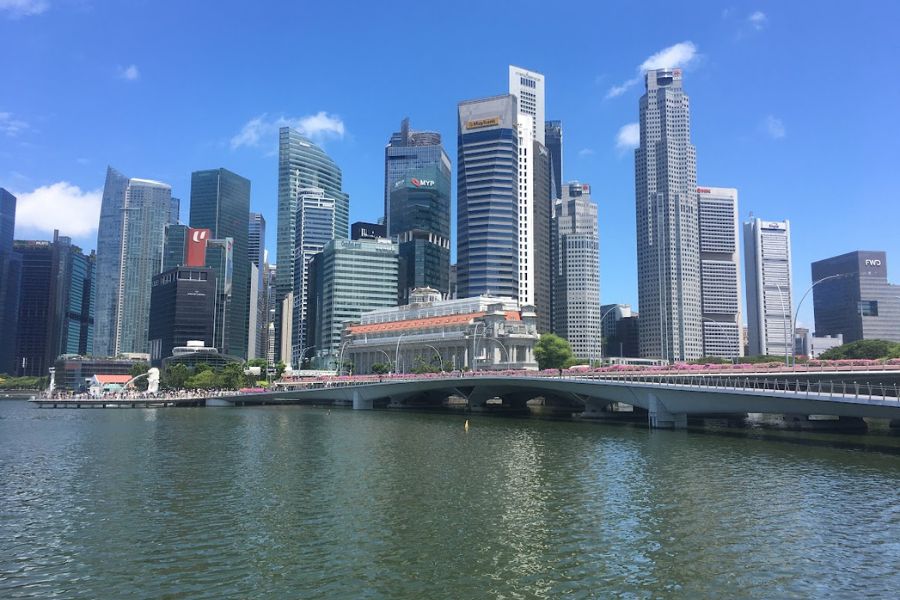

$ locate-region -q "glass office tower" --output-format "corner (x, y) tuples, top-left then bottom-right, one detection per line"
(389, 165), (451, 303)
(384, 118), (448, 233)
(0, 188), (21, 373)
(456, 95), (519, 300)
(93, 167), (130, 357)
(276, 128), (348, 362)
(190, 168), (251, 359)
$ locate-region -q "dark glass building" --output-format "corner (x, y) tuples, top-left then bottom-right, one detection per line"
(0, 188), (21, 374)
(351, 221), (386, 241)
(384, 118), (448, 232)
(532, 140), (553, 332)
(148, 266), (217, 367)
(457, 95), (519, 299)
(811, 251), (900, 343)
(545, 120), (563, 200)
(162, 224), (188, 272)
(190, 168), (251, 359)
(389, 165), (451, 303)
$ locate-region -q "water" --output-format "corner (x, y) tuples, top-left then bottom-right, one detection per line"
(1, 400), (899, 599)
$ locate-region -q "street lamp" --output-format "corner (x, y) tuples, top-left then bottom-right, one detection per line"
(336, 341), (350, 375)
(376, 349), (394, 373)
(481, 337), (511, 371)
(598, 306), (623, 366)
(394, 333), (407, 375)
(471, 322), (485, 372)
(700, 317), (739, 363)
(422, 344), (445, 372)
(791, 274), (850, 366)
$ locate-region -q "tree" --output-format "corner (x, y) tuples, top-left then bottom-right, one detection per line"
(534, 334), (574, 373)
(185, 369), (219, 390)
(220, 363), (246, 390)
(371, 363), (391, 375)
(275, 361), (286, 378)
(163, 364), (190, 389)
(411, 357), (440, 374)
(247, 358), (267, 368)
(129, 361), (149, 391)
(818, 339), (900, 360)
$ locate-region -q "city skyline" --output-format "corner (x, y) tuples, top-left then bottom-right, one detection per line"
(3, 2), (900, 329)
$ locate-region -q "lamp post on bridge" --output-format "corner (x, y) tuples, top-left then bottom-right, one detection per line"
(422, 344), (445, 373)
(598, 306), (623, 367)
(471, 322), (485, 372)
(481, 337), (511, 371)
(790, 273), (850, 366)
(394, 333), (407, 375)
(774, 283), (791, 367)
(700, 316), (740, 364)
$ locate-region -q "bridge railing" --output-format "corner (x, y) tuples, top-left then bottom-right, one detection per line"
(591, 373), (900, 401)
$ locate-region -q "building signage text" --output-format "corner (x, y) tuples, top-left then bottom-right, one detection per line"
(465, 117), (500, 130)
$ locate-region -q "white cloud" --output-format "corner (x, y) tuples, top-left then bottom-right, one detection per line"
(578, 148), (595, 157)
(762, 115), (786, 139)
(0, 111), (29, 136)
(119, 64), (140, 81)
(748, 11), (767, 30)
(13, 182), (102, 238)
(616, 123), (640, 152)
(0, 0), (48, 18)
(607, 41), (699, 99)
(231, 111), (346, 150)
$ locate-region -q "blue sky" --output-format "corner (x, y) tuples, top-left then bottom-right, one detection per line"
(2, 0), (899, 327)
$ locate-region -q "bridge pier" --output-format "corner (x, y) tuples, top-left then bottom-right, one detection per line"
(647, 394), (686, 429)
(352, 390), (373, 410)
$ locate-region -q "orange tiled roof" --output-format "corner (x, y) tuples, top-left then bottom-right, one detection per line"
(349, 311), (486, 334)
(93, 374), (132, 384)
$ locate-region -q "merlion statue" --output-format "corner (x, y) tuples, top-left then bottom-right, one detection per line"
(147, 367), (160, 394)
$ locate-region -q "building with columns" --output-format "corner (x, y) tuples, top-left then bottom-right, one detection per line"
(345, 288), (539, 374)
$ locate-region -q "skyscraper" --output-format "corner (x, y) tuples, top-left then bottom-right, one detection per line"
(509, 66), (549, 313)
(635, 68), (702, 362)
(545, 120), (563, 200)
(293, 188), (337, 366)
(115, 178), (174, 355)
(744, 218), (793, 357)
(190, 168), (251, 359)
(276, 128), (348, 362)
(248, 213), (266, 358)
(384, 118), (448, 232)
(532, 140), (553, 333)
(698, 186), (743, 358)
(389, 166), (451, 303)
(0, 188), (21, 373)
(552, 182), (601, 361)
(93, 167), (129, 357)
(457, 95), (519, 299)
(811, 251), (900, 343)
(307, 238), (398, 368)
(148, 266), (216, 367)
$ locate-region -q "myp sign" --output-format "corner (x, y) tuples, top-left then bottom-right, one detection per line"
(411, 178), (435, 188)
(394, 176), (437, 190)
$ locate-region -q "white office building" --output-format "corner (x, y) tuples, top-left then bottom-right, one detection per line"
(698, 186), (743, 358)
(635, 68), (702, 362)
(744, 218), (793, 357)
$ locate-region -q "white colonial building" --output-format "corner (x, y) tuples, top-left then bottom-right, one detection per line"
(345, 288), (539, 374)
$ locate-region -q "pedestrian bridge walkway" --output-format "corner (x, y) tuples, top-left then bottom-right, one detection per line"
(209, 373), (900, 428)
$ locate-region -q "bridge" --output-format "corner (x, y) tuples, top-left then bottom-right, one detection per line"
(208, 373), (900, 428)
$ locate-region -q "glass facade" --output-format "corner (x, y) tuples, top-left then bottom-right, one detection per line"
(389, 165), (451, 303)
(457, 95), (519, 300)
(148, 266), (217, 366)
(276, 128), (349, 362)
(93, 167), (129, 357)
(0, 188), (20, 374)
(190, 168), (251, 359)
(545, 120), (563, 200)
(116, 178), (173, 355)
(162, 224), (188, 272)
(308, 238), (398, 367)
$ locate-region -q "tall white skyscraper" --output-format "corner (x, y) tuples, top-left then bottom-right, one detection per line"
(509, 65), (546, 310)
(635, 68), (702, 362)
(744, 218), (793, 358)
(698, 186), (743, 358)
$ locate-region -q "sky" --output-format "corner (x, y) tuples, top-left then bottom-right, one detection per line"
(2, 0), (899, 328)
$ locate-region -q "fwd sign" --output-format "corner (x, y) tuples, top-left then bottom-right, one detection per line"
(865, 259), (882, 267)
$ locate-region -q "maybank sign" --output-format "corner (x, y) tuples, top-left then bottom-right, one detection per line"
(465, 116), (500, 130)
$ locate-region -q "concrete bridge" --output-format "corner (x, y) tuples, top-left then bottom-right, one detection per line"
(209, 373), (900, 428)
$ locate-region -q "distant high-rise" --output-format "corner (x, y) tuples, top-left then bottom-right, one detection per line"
(190, 168), (251, 359)
(744, 218), (793, 357)
(351, 221), (387, 241)
(389, 165), (451, 304)
(248, 213), (266, 358)
(0, 188), (21, 373)
(635, 68), (702, 362)
(307, 238), (398, 367)
(14, 232), (94, 376)
(457, 95), (519, 299)
(509, 65), (545, 144)
(293, 188), (337, 366)
(552, 182), (601, 361)
(148, 266), (216, 367)
(698, 186), (743, 358)
(545, 120), (563, 200)
(114, 178), (172, 356)
(812, 251), (900, 343)
(276, 128), (348, 362)
(384, 118), (448, 232)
